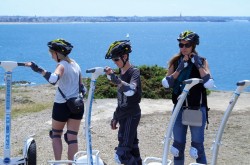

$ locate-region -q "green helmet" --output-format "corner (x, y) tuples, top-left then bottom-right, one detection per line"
(47, 39), (73, 56)
(177, 30), (199, 45)
(105, 40), (132, 59)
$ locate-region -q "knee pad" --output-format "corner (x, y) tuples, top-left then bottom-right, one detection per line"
(114, 147), (133, 164)
(190, 142), (205, 159)
(49, 129), (63, 139)
(171, 146), (179, 157)
(189, 147), (198, 159)
(64, 130), (78, 145)
(114, 153), (122, 164)
(171, 141), (185, 160)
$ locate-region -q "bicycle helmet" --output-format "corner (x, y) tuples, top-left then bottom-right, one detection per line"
(105, 40), (132, 59)
(47, 39), (73, 56)
(177, 30), (200, 45)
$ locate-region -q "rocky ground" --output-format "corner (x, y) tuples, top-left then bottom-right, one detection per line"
(0, 85), (250, 165)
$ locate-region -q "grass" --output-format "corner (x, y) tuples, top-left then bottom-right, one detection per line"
(0, 84), (55, 118)
(0, 102), (53, 118)
(13, 102), (52, 117)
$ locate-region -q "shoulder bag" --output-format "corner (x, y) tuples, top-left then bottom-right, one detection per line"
(182, 94), (202, 127)
(58, 74), (84, 114)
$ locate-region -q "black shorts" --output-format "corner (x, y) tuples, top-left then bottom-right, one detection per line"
(52, 102), (84, 122)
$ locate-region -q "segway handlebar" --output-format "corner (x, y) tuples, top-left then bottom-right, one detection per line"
(235, 80), (250, 94)
(86, 67), (107, 73)
(86, 67), (107, 80)
(236, 80), (250, 87)
(182, 78), (203, 90)
(0, 61), (26, 71)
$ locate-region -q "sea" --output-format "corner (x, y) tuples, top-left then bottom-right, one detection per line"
(0, 21), (250, 92)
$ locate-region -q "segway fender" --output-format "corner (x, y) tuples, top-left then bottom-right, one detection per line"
(22, 136), (35, 157)
(74, 150), (105, 165)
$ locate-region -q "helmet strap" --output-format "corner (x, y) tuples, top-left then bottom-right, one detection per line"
(192, 45), (196, 51)
(121, 58), (126, 68)
(56, 52), (68, 62)
(56, 53), (60, 62)
(121, 54), (129, 68)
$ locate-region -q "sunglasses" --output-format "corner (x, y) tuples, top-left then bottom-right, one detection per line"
(179, 43), (192, 48)
(112, 58), (121, 62)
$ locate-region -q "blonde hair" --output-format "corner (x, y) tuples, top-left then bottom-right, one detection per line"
(50, 49), (73, 63)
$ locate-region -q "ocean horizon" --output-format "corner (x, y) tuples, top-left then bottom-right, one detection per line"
(0, 22), (250, 92)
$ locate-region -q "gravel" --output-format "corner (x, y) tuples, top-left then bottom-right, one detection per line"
(0, 85), (250, 165)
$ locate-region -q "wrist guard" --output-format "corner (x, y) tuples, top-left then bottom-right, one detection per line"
(202, 74), (211, 84)
(30, 62), (44, 74)
(166, 75), (175, 88)
(176, 60), (188, 72)
(192, 55), (203, 69)
(110, 73), (122, 85)
(80, 84), (87, 96)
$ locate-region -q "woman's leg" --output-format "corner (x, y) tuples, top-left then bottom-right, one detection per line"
(66, 118), (81, 160)
(51, 119), (66, 160)
(172, 108), (188, 165)
(190, 107), (207, 164)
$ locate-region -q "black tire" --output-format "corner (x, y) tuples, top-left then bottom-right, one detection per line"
(26, 140), (36, 165)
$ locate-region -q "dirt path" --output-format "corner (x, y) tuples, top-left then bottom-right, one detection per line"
(0, 85), (250, 165)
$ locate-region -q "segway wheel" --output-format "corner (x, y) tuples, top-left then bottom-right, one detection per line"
(26, 140), (36, 165)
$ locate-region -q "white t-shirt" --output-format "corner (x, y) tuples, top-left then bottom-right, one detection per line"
(54, 60), (81, 103)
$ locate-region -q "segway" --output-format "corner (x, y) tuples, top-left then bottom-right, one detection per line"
(188, 80), (250, 165)
(143, 78), (203, 165)
(0, 61), (36, 165)
(208, 80), (250, 165)
(48, 67), (105, 165)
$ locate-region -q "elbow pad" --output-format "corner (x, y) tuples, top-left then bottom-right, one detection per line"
(203, 78), (215, 89)
(107, 75), (111, 80)
(162, 75), (175, 88)
(120, 83), (136, 96)
(44, 72), (59, 85)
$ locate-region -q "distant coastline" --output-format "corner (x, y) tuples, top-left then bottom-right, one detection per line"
(0, 16), (250, 23)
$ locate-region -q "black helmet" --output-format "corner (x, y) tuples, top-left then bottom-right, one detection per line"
(105, 40), (132, 59)
(47, 39), (73, 56)
(177, 30), (199, 45)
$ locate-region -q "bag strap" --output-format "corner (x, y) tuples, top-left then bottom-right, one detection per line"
(78, 72), (81, 93)
(58, 71), (81, 101)
(58, 87), (68, 101)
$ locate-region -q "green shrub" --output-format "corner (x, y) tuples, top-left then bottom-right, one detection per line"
(84, 65), (172, 99)
(83, 65), (210, 99)
(139, 65), (172, 99)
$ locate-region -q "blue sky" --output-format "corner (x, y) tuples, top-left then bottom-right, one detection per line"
(0, 0), (249, 17)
